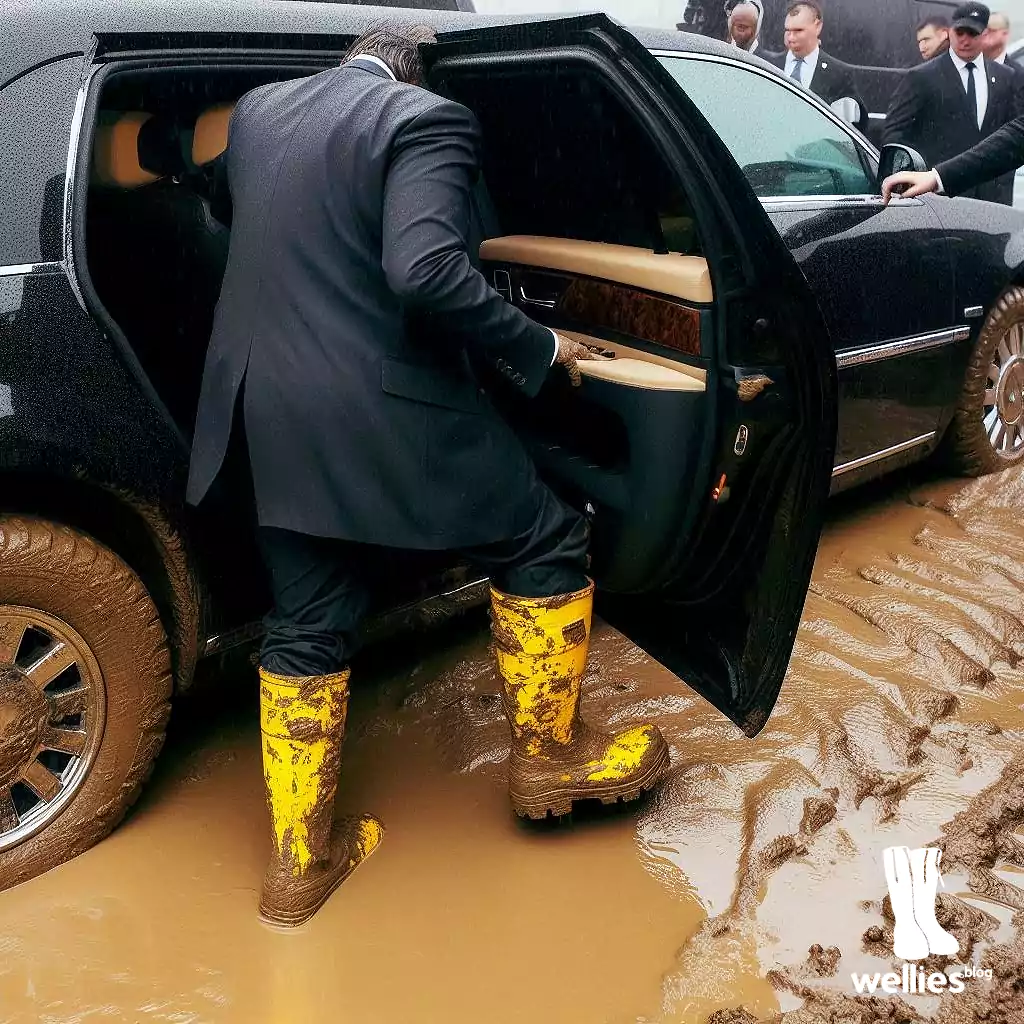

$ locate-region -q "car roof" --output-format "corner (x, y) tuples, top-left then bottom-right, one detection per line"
(2, 0), (766, 88)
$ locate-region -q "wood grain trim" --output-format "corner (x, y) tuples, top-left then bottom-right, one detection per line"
(479, 235), (713, 304)
(560, 278), (702, 357)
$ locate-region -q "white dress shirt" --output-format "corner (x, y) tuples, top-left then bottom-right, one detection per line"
(351, 53), (561, 365)
(994, 52), (1008, 64)
(350, 53), (397, 80)
(949, 49), (988, 129)
(785, 46), (819, 89)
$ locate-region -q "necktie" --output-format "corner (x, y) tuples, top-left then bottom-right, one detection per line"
(965, 61), (979, 128)
(790, 57), (804, 84)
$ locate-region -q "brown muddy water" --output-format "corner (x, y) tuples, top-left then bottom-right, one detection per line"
(3, 469), (1024, 1024)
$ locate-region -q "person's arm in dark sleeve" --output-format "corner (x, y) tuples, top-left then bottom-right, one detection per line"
(381, 99), (557, 398)
(882, 73), (921, 148)
(936, 114), (1024, 195)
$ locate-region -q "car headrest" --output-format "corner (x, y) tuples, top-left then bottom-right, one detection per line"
(91, 111), (163, 188)
(192, 101), (236, 166)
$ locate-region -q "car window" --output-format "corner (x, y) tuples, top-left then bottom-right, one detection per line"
(656, 55), (876, 199)
(445, 67), (704, 256)
(0, 56), (83, 265)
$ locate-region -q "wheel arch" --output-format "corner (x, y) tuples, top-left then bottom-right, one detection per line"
(0, 469), (202, 692)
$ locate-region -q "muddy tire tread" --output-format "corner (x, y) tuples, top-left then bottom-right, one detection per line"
(0, 515), (172, 890)
(943, 285), (1024, 477)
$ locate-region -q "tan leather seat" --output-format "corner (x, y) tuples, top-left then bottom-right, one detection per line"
(91, 111), (162, 188)
(192, 101), (236, 166)
(92, 99), (238, 187)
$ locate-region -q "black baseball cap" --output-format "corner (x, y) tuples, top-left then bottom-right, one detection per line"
(951, 2), (990, 34)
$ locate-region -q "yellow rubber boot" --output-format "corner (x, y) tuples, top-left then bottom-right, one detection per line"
(258, 667), (383, 926)
(490, 581), (670, 819)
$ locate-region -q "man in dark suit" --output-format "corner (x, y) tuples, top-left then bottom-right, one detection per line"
(764, 1), (870, 134)
(883, 3), (1020, 205)
(187, 24), (670, 926)
(917, 14), (951, 62)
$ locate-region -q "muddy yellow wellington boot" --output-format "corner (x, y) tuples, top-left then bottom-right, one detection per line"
(490, 582), (670, 819)
(258, 667), (383, 927)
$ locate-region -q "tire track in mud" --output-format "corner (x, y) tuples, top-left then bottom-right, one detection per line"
(632, 470), (1024, 1024)
(408, 469), (1024, 1023)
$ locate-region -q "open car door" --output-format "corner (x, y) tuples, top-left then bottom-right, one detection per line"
(426, 15), (837, 737)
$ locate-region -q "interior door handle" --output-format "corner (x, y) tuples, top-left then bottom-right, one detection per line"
(519, 285), (558, 309)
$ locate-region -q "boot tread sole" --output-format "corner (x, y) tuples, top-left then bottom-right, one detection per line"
(510, 743), (670, 820)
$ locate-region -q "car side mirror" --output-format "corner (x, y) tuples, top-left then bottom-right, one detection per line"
(877, 143), (928, 192)
(829, 97), (862, 128)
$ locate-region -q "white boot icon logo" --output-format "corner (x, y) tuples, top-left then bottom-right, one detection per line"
(883, 846), (960, 961)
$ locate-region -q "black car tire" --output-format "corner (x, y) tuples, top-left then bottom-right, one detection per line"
(945, 286), (1024, 477)
(0, 516), (172, 891)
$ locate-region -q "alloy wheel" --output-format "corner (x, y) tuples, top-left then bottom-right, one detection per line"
(984, 322), (1024, 459)
(0, 606), (105, 851)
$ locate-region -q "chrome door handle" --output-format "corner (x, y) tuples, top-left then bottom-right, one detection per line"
(519, 285), (558, 309)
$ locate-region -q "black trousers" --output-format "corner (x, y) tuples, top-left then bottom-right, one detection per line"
(257, 488), (589, 676)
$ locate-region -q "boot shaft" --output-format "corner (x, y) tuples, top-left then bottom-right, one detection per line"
(490, 582), (594, 756)
(259, 668), (350, 876)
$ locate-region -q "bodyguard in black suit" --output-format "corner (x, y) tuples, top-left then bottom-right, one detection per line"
(187, 25), (670, 926)
(883, 3), (1020, 205)
(764, 1), (870, 134)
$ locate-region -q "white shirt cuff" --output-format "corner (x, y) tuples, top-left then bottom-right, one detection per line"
(932, 169), (945, 194)
(549, 328), (559, 366)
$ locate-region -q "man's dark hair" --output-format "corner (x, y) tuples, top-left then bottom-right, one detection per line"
(786, 0), (823, 20)
(344, 22), (437, 86)
(917, 14), (951, 32)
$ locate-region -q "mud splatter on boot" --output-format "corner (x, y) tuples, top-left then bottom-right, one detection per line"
(258, 668), (382, 926)
(489, 582), (670, 818)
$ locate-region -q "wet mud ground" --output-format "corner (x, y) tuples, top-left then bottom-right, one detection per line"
(3, 468), (1024, 1023)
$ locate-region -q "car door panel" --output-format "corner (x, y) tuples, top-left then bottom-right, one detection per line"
(428, 15), (837, 735)
(657, 52), (960, 481)
(765, 196), (958, 473)
(480, 236), (714, 593)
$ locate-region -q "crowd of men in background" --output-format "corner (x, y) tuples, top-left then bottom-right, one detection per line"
(914, 8), (1020, 68)
(886, 4), (1019, 203)
(720, 0), (1022, 204)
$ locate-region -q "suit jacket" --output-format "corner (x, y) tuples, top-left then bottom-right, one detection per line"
(883, 53), (1020, 204)
(764, 49), (869, 134)
(186, 60), (556, 549)
(937, 113), (1024, 196)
